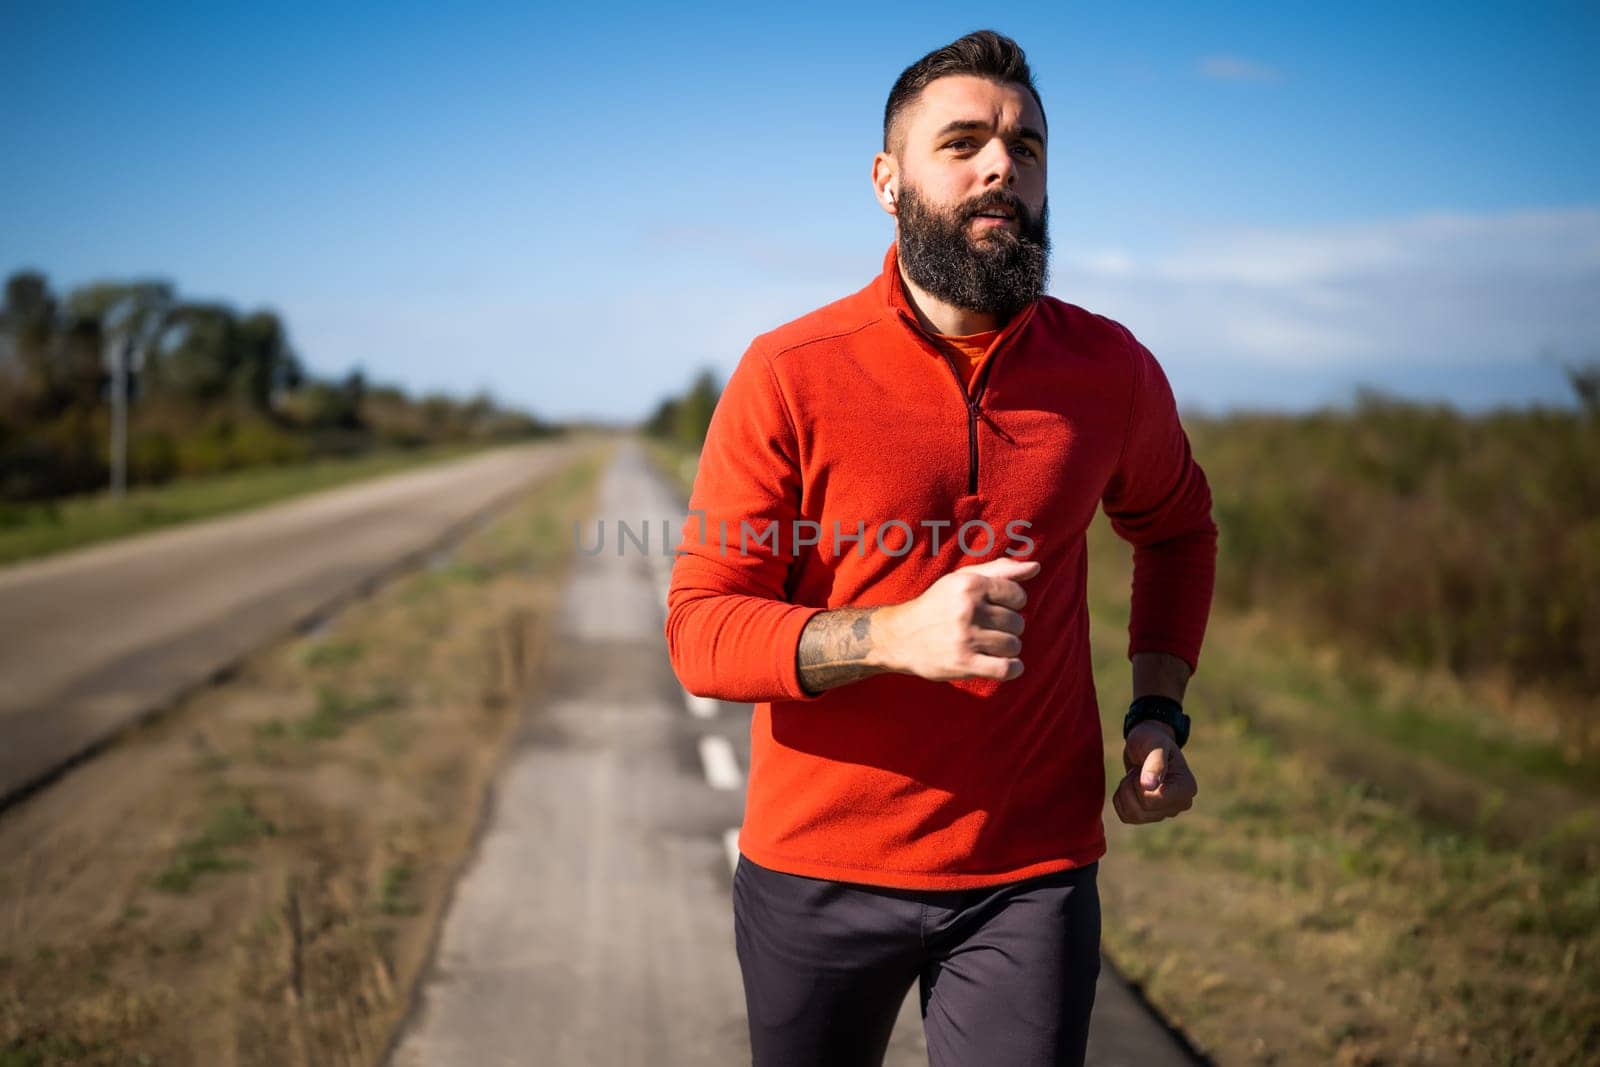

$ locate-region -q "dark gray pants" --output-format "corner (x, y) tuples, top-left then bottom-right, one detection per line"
(732, 854), (1101, 1067)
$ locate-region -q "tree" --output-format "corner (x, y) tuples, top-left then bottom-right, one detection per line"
(234, 311), (301, 413)
(672, 366), (722, 447)
(1563, 358), (1600, 418)
(1, 271), (59, 418)
(147, 304), (237, 404)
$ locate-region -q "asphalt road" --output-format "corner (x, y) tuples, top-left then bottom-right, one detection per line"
(0, 439), (582, 803)
(392, 439), (1200, 1066)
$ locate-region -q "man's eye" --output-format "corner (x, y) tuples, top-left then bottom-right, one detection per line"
(946, 139), (973, 151)
(1013, 144), (1037, 159)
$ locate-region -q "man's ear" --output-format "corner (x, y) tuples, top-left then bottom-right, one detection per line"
(871, 152), (898, 212)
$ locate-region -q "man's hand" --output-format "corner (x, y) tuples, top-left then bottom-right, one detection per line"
(1112, 720), (1197, 825)
(795, 557), (1041, 695)
(874, 557), (1040, 682)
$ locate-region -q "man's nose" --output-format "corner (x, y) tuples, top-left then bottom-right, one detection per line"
(979, 139), (1017, 187)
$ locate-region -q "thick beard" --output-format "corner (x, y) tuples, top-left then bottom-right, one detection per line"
(896, 182), (1050, 321)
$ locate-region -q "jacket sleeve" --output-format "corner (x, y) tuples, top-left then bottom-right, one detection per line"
(664, 343), (827, 703)
(1100, 327), (1219, 675)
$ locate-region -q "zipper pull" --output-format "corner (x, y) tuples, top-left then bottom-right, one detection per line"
(973, 403), (1015, 444)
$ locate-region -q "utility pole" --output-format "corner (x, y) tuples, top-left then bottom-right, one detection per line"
(104, 292), (170, 500)
(109, 326), (129, 498)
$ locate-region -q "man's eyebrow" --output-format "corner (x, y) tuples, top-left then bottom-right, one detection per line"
(932, 118), (1046, 146)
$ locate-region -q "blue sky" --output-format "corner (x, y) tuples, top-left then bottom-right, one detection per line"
(4, 1), (1597, 420)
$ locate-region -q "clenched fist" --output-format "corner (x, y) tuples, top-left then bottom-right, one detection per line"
(1112, 720), (1198, 824)
(874, 557), (1040, 683)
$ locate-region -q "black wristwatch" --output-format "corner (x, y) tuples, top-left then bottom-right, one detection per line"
(1123, 695), (1190, 749)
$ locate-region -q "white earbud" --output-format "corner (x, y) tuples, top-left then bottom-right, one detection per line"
(885, 186), (896, 205)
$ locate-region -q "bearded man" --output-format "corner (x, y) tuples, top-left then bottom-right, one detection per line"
(666, 28), (1218, 1067)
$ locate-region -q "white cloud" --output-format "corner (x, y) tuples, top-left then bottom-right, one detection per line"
(1053, 207), (1600, 378)
(1197, 55), (1284, 84)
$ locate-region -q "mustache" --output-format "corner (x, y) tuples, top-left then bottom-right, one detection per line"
(963, 189), (1028, 220)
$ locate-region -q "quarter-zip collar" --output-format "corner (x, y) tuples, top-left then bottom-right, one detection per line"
(874, 240), (1031, 493)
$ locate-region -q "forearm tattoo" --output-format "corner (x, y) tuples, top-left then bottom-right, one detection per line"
(796, 607), (886, 695)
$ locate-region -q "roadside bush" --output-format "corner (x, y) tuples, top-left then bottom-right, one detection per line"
(1188, 393), (1600, 699)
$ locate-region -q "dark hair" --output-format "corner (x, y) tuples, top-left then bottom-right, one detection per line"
(882, 30), (1046, 155)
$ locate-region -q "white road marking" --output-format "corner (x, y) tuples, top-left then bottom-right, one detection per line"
(684, 692), (719, 719)
(698, 734), (744, 791)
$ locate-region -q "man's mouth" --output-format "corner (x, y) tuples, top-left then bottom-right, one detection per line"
(970, 205), (1017, 226)
(971, 211), (1016, 228)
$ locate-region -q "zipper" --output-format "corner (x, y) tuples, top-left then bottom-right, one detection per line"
(932, 344), (983, 494)
(896, 300), (1030, 495)
(899, 308), (1028, 497)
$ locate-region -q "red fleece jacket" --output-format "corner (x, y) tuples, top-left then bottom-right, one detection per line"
(665, 240), (1217, 890)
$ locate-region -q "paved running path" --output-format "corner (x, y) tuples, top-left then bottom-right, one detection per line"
(0, 439), (581, 802)
(392, 438), (1198, 1066)
(391, 439), (752, 1065)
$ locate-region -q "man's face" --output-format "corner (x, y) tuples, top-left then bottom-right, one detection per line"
(888, 74), (1049, 320)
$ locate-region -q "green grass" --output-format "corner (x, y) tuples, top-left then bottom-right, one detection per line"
(374, 864), (418, 916)
(432, 560), (493, 584)
(462, 450), (607, 575)
(0, 1035), (104, 1067)
(292, 684), (402, 741)
(0, 440), (496, 567)
(1249, 648), (1598, 793)
(153, 798), (277, 894)
(295, 639), (366, 670)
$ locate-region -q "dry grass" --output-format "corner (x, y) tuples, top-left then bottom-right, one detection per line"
(0, 442), (609, 1066)
(1087, 510), (1600, 1065)
(1189, 398), (1600, 707)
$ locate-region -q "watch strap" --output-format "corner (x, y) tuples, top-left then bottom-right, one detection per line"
(1124, 694), (1190, 748)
